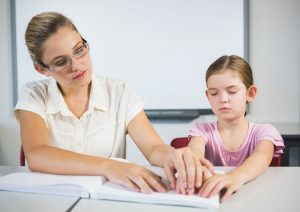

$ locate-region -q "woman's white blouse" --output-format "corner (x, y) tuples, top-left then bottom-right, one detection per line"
(14, 76), (144, 158)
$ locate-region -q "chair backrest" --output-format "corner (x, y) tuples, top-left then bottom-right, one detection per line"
(20, 146), (25, 166)
(170, 137), (281, 167)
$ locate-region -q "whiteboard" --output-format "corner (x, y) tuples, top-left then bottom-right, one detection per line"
(13, 0), (247, 117)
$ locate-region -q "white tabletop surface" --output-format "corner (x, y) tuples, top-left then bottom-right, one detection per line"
(1, 166), (299, 212)
(73, 167), (300, 212)
(0, 166), (79, 212)
(0, 191), (79, 212)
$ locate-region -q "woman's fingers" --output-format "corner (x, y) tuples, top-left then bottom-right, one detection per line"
(175, 158), (187, 195)
(200, 158), (215, 174)
(144, 172), (167, 192)
(164, 166), (176, 189)
(128, 169), (167, 193)
(165, 147), (212, 195)
(122, 179), (140, 192)
(106, 161), (167, 194)
(194, 158), (203, 188)
(166, 149), (187, 195)
(182, 149), (196, 194)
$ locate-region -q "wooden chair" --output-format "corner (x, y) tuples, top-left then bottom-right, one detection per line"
(170, 137), (281, 167)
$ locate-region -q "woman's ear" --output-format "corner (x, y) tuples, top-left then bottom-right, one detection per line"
(246, 85), (257, 103)
(34, 65), (51, 77)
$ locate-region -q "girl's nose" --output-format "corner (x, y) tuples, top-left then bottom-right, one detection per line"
(220, 93), (229, 103)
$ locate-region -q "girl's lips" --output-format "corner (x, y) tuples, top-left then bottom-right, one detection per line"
(219, 107), (231, 111)
(73, 71), (86, 79)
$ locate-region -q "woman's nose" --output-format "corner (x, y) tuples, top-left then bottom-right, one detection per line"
(69, 57), (83, 72)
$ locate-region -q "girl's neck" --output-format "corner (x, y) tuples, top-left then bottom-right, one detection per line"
(217, 117), (249, 151)
(217, 117), (249, 133)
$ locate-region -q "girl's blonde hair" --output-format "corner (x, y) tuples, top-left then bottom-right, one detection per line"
(205, 55), (253, 89)
(25, 12), (78, 66)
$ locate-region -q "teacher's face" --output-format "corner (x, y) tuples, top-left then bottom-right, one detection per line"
(37, 26), (93, 90)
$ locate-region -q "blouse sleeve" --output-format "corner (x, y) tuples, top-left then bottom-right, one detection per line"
(123, 83), (144, 127)
(255, 124), (285, 156)
(188, 122), (209, 144)
(13, 82), (47, 122)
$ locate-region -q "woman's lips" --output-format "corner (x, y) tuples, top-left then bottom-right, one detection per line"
(73, 71), (86, 79)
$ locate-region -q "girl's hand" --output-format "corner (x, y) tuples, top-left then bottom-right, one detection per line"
(198, 173), (245, 202)
(103, 160), (166, 194)
(163, 147), (214, 195)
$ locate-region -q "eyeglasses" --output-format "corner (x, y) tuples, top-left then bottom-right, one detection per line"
(40, 39), (90, 72)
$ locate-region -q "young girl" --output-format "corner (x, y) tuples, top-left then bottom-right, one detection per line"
(188, 55), (284, 201)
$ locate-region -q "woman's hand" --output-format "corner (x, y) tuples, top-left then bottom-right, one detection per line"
(103, 160), (167, 194)
(198, 172), (245, 202)
(163, 147), (214, 195)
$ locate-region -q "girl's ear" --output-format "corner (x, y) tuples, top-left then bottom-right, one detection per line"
(246, 85), (257, 103)
(34, 65), (51, 77)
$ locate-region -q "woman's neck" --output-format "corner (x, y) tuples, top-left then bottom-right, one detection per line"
(58, 82), (92, 118)
(58, 82), (91, 98)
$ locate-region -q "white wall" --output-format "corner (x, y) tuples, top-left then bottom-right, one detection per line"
(0, 0), (300, 165)
(249, 0), (300, 123)
(0, 0), (21, 165)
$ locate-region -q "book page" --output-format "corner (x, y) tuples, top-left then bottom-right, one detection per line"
(91, 181), (219, 208)
(91, 166), (223, 209)
(0, 172), (106, 198)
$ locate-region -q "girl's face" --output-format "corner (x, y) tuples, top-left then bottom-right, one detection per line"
(36, 27), (93, 90)
(205, 69), (256, 122)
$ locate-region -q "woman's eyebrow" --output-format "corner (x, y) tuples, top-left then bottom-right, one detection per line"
(72, 40), (83, 50)
(49, 40), (83, 62)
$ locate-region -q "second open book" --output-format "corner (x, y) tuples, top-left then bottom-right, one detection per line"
(0, 165), (221, 209)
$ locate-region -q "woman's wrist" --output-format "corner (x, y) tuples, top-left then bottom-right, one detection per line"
(188, 145), (205, 159)
(149, 144), (172, 166)
(97, 158), (114, 177)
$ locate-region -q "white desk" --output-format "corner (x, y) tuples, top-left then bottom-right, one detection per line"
(1, 166), (299, 212)
(0, 191), (79, 212)
(73, 167), (300, 212)
(0, 166), (79, 212)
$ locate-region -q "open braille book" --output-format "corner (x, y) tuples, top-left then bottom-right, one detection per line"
(0, 165), (222, 209)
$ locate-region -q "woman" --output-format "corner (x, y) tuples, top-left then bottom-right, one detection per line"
(14, 12), (208, 194)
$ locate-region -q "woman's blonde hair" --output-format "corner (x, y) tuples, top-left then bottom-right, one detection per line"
(25, 12), (78, 66)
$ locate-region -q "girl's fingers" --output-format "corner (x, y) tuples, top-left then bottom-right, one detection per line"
(221, 187), (234, 202)
(199, 175), (219, 197)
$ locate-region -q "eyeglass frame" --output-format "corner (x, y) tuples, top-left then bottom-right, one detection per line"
(39, 38), (90, 72)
